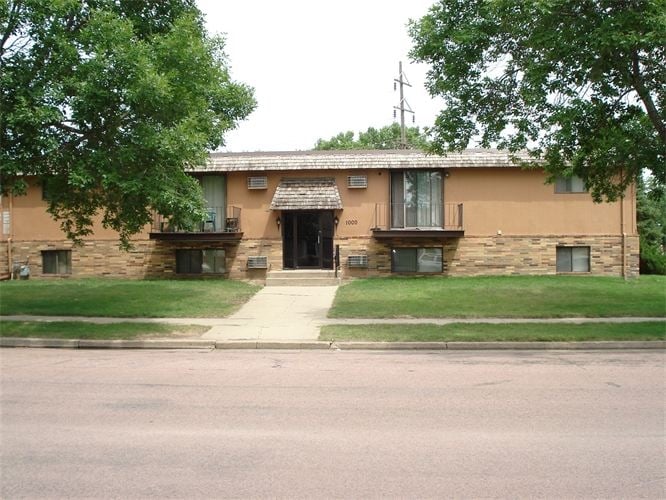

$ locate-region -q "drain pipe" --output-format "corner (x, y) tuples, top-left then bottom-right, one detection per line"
(620, 172), (627, 280)
(7, 194), (13, 279)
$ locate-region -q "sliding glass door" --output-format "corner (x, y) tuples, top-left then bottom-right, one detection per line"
(391, 171), (442, 228)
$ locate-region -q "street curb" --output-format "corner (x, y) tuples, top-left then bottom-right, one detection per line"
(78, 339), (217, 349)
(1, 338), (80, 348)
(215, 340), (332, 350)
(0, 338), (216, 349)
(445, 341), (666, 350)
(1, 338), (664, 350)
(333, 341), (666, 350)
(333, 341), (449, 350)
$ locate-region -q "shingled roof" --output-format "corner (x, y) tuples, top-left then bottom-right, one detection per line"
(270, 178), (343, 210)
(194, 149), (533, 173)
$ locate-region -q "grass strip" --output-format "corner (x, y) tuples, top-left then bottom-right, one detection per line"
(0, 321), (209, 340)
(0, 279), (260, 318)
(320, 322), (666, 342)
(329, 275), (666, 318)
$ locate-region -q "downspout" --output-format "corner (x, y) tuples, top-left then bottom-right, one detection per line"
(621, 195), (626, 279)
(7, 193), (13, 279)
(620, 169), (627, 279)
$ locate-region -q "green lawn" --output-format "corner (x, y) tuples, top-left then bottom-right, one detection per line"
(0, 321), (208, 340)
(0, 279), (260, 318)
(329, 275), (666, 318)
(320, 322), (666, 342)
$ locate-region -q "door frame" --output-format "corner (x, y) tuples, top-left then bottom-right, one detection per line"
(281, 210), (334, 270)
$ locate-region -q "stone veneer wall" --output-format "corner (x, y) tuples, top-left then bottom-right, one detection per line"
(6, 234), (639, 280)
(333, 234), (639, 278)
(227, 238), (282, 282)
(0, 242), (9, 276)
(8, 240), (152, 278)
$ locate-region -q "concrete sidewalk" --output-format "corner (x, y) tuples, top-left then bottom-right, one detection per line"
(2, 280), (664, 343)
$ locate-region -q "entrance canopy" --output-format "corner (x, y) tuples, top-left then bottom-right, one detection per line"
(270, 177), (343, 211)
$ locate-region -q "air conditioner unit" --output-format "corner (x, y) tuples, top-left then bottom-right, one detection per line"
(347, 175), (368, 188)
(247, 256), (268, 269)
(247, 176), (268, 189)
(347, 255), (368, 268)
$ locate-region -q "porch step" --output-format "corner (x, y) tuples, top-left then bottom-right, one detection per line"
(265, 270), (341, 286)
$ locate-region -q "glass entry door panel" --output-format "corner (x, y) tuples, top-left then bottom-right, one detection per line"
(282, 211), (334, 269)
(296, 212), (320, 267)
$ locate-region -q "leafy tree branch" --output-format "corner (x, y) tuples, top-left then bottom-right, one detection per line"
(0, 0), (256, 248)
(409, 0), (665, 201)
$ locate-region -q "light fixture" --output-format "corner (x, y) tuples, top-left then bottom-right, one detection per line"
(276, 216), (281, 229)
(334, 216), (339, 227)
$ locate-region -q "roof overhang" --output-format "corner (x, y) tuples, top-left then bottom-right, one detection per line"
(195, 149), (536, 173)
(270, 177), (343, 210)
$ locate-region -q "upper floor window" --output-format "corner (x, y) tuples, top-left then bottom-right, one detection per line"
(555, 175), (586, 193)
(41, 177), (53, 201)
(391, 171), (443, 228)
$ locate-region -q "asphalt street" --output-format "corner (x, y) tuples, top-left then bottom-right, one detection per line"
(1, 348), (664, 498)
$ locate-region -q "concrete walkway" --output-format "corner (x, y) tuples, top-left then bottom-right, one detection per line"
(202, 286), (339, 340)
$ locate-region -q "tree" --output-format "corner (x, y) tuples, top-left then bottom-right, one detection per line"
(0, 0), (255, 248)
(314, 123), (430, 150)
(637, 176), (666, 273)
(409, 0), (665, 201)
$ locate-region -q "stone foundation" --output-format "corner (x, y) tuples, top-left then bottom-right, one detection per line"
(334, 234), (639, 278)
(4, 233), (639, 280)
(0, 242), (8, 276)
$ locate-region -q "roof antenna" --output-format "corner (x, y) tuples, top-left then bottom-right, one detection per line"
(393, 61), (415, 149)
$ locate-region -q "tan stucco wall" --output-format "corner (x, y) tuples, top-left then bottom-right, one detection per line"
(227, 167), (634, 239)
(1, 177), (151, 242)
(226, 169), (389, 240)
(1, 168), (638, 279)
(2, 168), (635, 244)
(445, 168), (636, 236)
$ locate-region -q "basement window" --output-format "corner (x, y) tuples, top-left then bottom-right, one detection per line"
(556, 246), (590, 273)
(176, 249), (226, 274)
(42, 250), (71, 274)
(391, 247), (442, 273)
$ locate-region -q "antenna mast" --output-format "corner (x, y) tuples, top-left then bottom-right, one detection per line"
(393, 61), (415, 149)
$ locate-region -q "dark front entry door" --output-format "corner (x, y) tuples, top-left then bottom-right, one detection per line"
(282, 211), (334, 269)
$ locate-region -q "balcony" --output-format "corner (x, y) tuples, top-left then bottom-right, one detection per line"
(372, 202), (464, 239)
(149, 206), (243, 242)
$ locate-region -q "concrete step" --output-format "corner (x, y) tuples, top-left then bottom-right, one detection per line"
(267, 270), (337, 279)
(265, 269), (340, 286)
(265, 277), (340, 286)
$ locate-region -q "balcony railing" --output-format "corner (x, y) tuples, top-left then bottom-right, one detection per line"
(151, 206), (241, 234)
(372, 203), (463, 232)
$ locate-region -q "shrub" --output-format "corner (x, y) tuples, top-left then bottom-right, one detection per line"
(640, 243), (666, 275)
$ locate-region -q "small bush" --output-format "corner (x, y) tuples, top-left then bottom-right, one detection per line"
(640, 244), (666, 275)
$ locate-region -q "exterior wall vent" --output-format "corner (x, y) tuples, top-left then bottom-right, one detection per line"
(247, 176), (268, 190)
(347, 175), (368, 189)
(347, 255), (368, 268)
(247, 256), (268, 269)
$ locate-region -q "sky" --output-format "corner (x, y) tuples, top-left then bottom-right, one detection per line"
(196, 0), (443, 152)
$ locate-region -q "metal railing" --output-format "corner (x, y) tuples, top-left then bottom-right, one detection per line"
(373, 202), (463, 231)
(152, 205), (241, 233)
